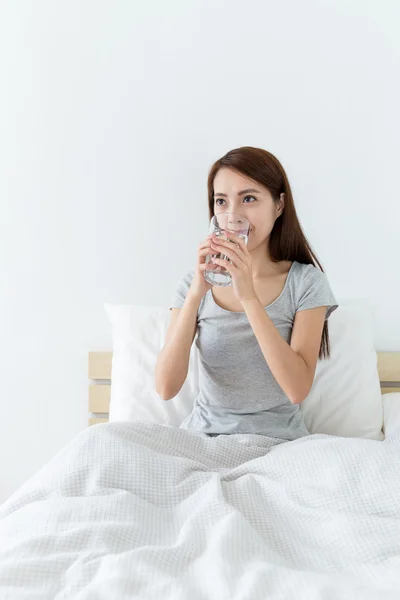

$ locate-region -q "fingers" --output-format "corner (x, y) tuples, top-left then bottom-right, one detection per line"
(198, 246), (218, 266)
(212, 257), (232, 272)
(198, 247), (214, 257)
(210, 240), (244, 267)
(211, 233), (248, 261)
(197, 235), (221, 270)
(198, 237), (213, 250)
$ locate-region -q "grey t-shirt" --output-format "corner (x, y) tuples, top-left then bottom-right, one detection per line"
(169, 261), (338, 441)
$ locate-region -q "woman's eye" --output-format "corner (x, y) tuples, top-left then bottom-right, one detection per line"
(215, 196), (256, 206)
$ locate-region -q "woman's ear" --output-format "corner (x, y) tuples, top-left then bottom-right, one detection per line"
(277, 192), (285, 214)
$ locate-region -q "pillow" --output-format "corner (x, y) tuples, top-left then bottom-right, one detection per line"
(105, 301), (384, 441)
(104, 304), (199, 426)
(382, 393), (400, 438)
(300, 301), (384, 440)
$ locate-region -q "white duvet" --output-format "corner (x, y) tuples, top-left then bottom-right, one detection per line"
(0, 421), (400, 599)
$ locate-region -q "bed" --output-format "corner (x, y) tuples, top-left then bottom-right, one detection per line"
(0, 352), (399, 599)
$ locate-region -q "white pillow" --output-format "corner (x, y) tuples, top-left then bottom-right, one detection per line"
(104, 304), (199, 426)
(382, 393), (400, 437)
(105, 301), (384, 440)
(300, 302), (384, 440)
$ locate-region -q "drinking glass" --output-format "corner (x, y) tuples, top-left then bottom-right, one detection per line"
(204, 213), (251, 287)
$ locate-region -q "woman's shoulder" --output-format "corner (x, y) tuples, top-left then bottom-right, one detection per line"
(169, 269), (196, 310)
(288, 260), (331, 300)
(290, 261), (338, 315)
(291, 260), (328, 283)
(177, 268), (196, 289)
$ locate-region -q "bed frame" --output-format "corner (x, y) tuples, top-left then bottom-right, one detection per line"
(88, 352), (400, 426)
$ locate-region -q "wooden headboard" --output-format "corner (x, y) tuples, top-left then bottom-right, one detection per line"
(88, 351), (400, 426)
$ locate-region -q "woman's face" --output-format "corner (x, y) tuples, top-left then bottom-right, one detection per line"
(212, 168), (284, 251)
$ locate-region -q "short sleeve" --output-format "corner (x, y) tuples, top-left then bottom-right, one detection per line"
(169, 269), (195, 310)
(296, 264), (338, 320)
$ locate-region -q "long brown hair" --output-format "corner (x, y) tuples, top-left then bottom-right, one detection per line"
(207, 146), (331, 359)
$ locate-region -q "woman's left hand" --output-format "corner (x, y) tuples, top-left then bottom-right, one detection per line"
(210, 232), (257, 303)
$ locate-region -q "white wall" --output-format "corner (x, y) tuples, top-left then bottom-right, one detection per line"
(1, 0), (399, 503)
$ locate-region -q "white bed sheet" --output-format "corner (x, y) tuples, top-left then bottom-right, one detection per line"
(0, 421), (399, 599)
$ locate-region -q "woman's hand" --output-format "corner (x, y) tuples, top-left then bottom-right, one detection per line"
(210, 232), (257, 303)
(188, 235), (216, 300)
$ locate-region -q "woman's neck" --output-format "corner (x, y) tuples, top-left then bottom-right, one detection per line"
(250, 242), (281, 279)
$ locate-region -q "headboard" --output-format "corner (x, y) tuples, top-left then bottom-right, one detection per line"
(88, 351), (400, 426)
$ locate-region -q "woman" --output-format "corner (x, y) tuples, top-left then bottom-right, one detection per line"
(155, 146), (338, 441)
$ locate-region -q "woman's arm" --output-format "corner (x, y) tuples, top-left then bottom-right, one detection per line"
(155, 293), (201, 401)
(241, 298), (327, 404)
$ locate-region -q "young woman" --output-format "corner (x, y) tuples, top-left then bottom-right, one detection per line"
(155, 146), (338, 441)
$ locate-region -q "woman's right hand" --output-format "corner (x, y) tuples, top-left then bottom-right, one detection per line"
(188, 234), (217, 300)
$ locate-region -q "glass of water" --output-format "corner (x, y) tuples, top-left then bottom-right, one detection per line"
(204, 213), (251, 287)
